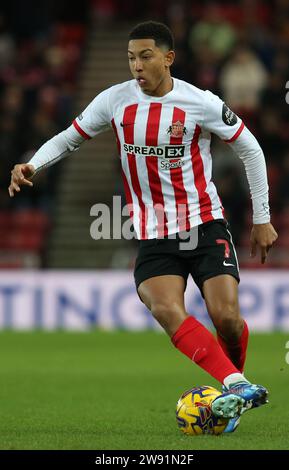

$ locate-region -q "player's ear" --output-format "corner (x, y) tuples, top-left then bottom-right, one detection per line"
(165, 50), (175, 68)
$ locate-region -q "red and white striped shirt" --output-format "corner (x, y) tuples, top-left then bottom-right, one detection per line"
(72, 78), (245, 239)
(31, 78), (270, 236)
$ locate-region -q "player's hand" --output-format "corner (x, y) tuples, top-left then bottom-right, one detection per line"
(250, 222), (278, 264)
(8, 163), (35, 197)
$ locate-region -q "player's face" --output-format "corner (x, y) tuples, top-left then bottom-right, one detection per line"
(128, 39), (174, 96)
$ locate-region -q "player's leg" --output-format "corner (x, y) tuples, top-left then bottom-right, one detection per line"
(188, 220), (268, 421)
(137, 275), (187, 336)
(138, 275), (242, 385)
(203, 274), (254, 430)
(203, 275), (249, 373)
(192, 219), (249, 373)
(138, 274), (244, 418)
(202, 276), (268, 422)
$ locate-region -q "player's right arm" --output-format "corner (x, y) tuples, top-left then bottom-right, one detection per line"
(8, 87), (112, 197)
(8, 125), (85, 197)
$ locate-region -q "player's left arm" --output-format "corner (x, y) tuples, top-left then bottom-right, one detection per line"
(202, 90), (278, 264)
(228, 127), (278, 264)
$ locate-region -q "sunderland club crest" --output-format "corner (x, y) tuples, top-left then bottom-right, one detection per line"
(167, 120), (187, 138)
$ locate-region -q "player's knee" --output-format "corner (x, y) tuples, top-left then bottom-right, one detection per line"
(211, 300), (243, 339)
(150, 301), (186, 332)
(218, 316), (244, 341)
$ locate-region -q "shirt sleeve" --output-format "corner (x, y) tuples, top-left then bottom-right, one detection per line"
(228, 126), (270, 224)
(201, 90), (270, 224)
(72, 87), (112, 139)
(28, 124), (84, 173)
(202, 90), (245, 142)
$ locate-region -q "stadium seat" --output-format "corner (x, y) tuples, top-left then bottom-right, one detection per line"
(0, 210), (49, 258)
(11, 209), (50, 232)
(277, 208), (289, 230)
(0, 211), (14, 229)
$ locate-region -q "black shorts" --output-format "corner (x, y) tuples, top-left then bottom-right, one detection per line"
(134, 219), (240, 298)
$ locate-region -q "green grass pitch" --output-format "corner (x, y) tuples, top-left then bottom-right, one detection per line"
(0, 330), (288, 450)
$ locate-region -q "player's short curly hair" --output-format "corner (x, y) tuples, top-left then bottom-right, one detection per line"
(129, 21), (174, 51)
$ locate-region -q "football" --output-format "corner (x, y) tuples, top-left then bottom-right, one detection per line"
(176, 385), (229, 435)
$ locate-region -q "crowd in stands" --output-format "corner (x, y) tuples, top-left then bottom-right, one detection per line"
(0, 3), (87, 266)
(0, 0), (288, 267)
(164, 0), (289, 265)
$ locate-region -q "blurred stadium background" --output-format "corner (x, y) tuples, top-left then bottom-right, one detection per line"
(0, 0), (289, 450)
(0, 0), (288, 331)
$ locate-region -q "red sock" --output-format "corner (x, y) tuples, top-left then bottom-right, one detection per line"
(217, 320), (249, 373)
(171, 316), (240, 384)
